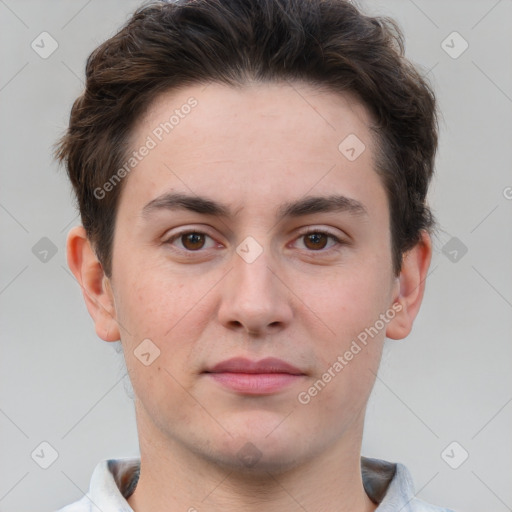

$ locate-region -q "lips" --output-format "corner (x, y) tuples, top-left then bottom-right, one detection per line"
(203, 357), (306, 395)
(204, 357), (305, 375)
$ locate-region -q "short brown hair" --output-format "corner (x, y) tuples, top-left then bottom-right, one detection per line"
(54, 0), (438, 277)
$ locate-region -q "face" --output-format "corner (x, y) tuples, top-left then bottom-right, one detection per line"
(106, 81), (402, 472)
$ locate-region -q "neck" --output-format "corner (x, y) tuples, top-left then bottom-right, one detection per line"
(127, 408), (376, 512)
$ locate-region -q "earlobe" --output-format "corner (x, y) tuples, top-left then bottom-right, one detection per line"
(385, 231), (432, 340)
(66, 226), (121, 342)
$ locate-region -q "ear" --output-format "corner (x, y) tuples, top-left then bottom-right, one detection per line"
(66, 225), (120, 342)
(385, 230), (432, 340)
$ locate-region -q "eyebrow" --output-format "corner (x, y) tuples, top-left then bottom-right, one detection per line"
(141, 192), (368, 221)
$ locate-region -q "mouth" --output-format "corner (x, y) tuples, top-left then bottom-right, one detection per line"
(202, 357), (306, 395)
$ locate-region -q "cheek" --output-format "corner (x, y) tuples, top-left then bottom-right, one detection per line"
(115, 262), (192, 339)
(294, 264), (390, 412)
(129, 361), (201, 433)
(114, 263), (210, 378)
(298, 264), (391, 343)
(306, 318), (384, 419)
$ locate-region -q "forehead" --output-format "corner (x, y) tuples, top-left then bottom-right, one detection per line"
(120, 81), (386, 221)
(136, 80), (375, 155)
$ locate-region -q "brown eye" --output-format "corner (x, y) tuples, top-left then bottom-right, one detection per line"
(303, 232), (329, 250)
(181, 232), (206, 250)
(165, 229), (218, 253)
(294, 229), (345, 252)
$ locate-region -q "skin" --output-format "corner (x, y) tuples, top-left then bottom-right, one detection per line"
(67, 81), (431, 512)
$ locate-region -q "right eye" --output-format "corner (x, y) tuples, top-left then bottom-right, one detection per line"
(164, 231), (218, 252)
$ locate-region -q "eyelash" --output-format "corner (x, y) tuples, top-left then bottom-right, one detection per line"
(163, 228), (347, 254)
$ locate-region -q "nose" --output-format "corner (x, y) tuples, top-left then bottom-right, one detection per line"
(217, 242), (293, 336)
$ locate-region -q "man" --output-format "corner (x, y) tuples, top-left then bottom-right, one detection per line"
(55, 0), (453, 510)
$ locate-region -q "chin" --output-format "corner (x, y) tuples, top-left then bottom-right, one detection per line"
(207, 444), (306, 476)
(199, 427), (310, 475)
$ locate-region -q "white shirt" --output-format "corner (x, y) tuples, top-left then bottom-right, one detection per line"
(56, 456), (454, 511)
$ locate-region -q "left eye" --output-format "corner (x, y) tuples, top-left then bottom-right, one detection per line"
(295, 231), (342, 251)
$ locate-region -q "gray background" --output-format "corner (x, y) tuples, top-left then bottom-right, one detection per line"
(1, 1), (511, 511)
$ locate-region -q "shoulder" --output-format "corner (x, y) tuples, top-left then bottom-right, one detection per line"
(54, 494), (92, 512)
(361, 457), (456, 512)
(53, 458), (139, 512)
(405, 497), (456, 512)
(382, 462), (456, 512)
